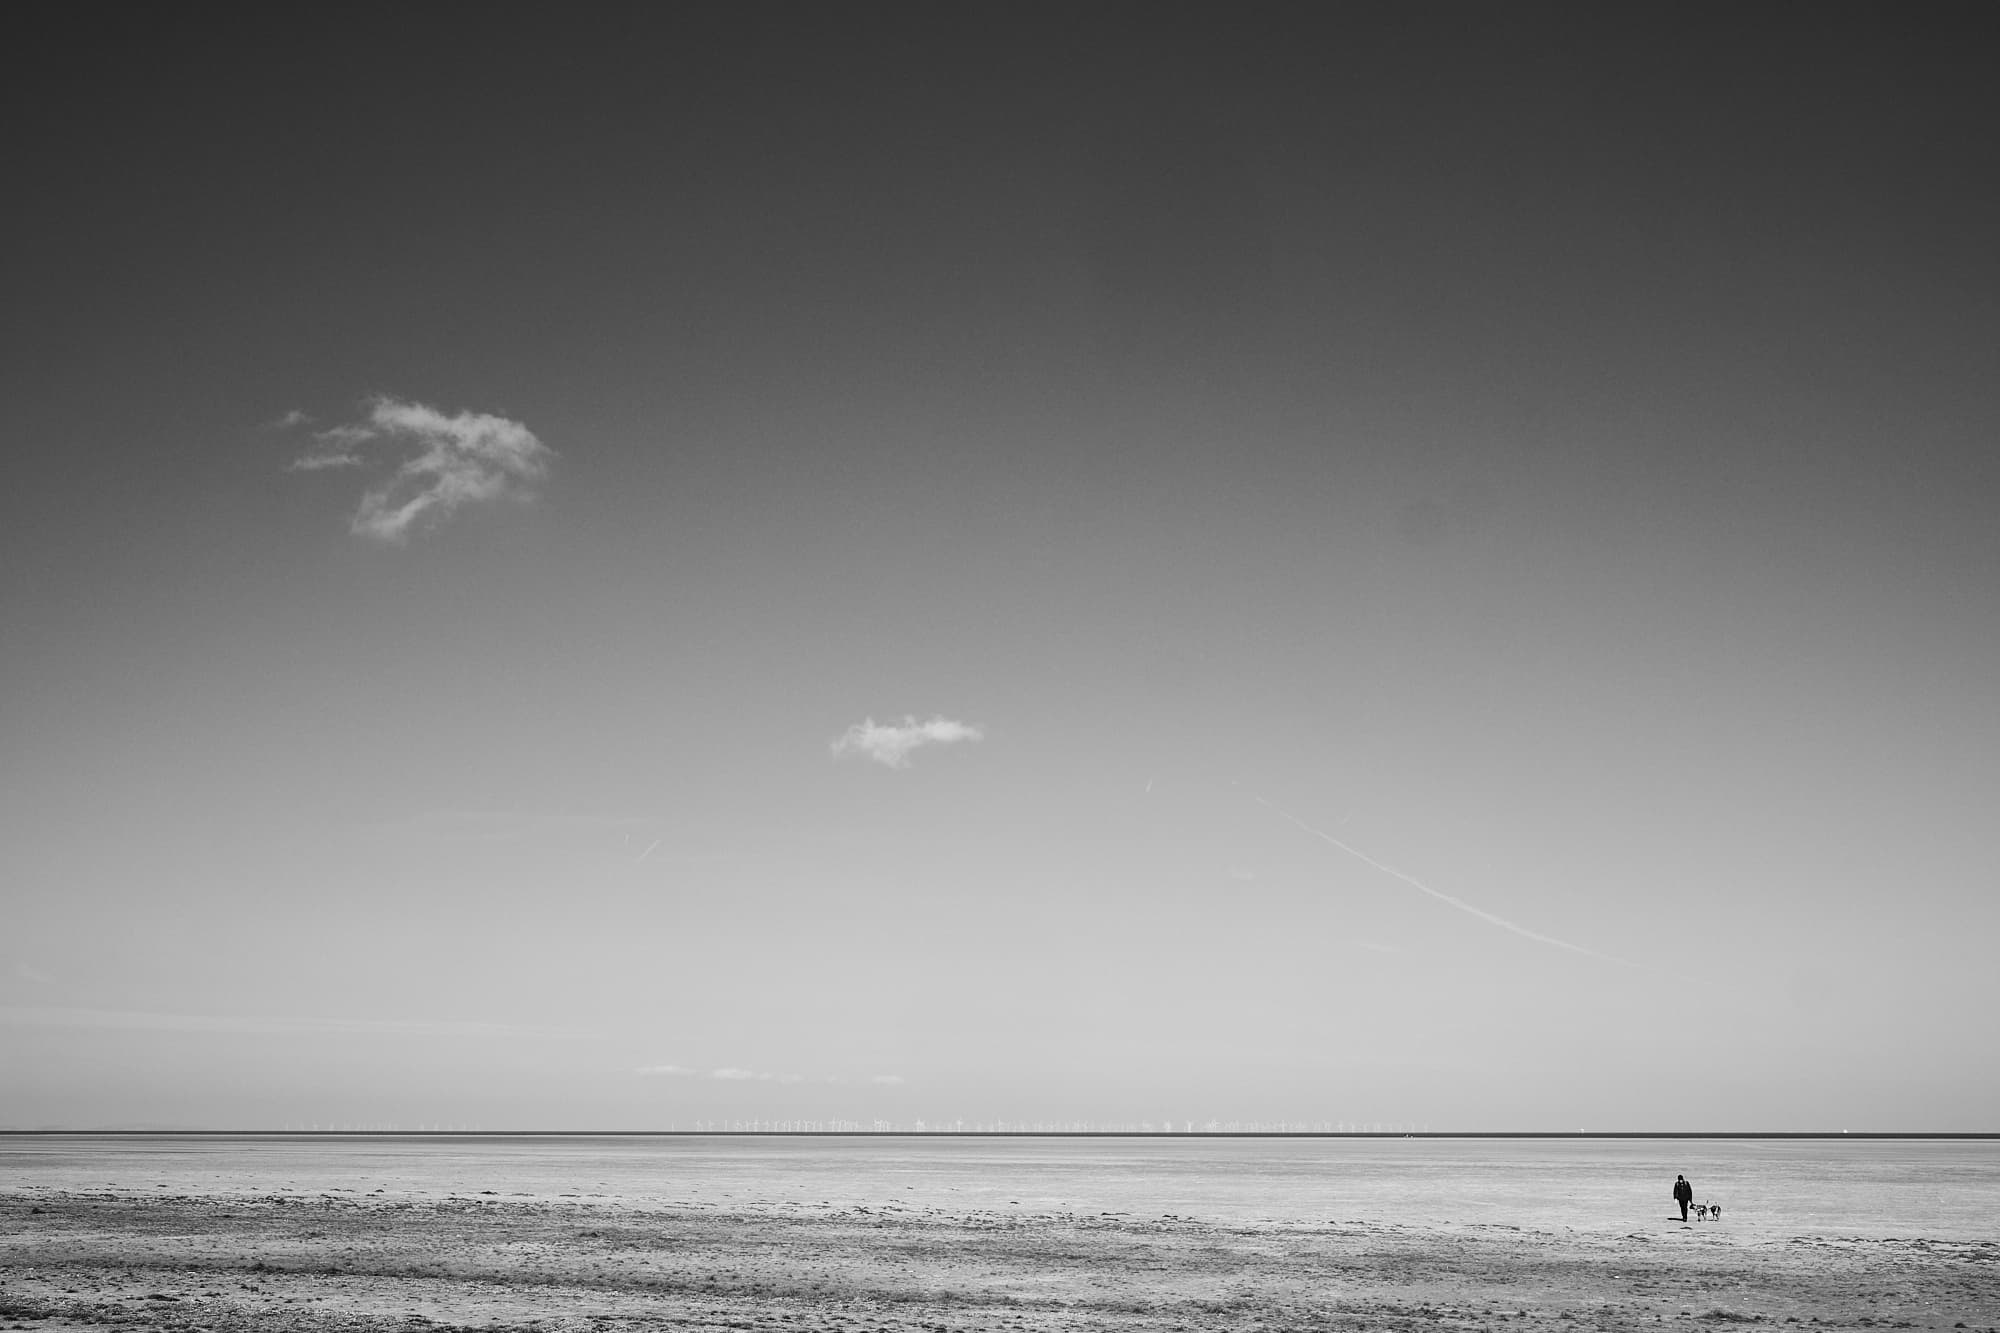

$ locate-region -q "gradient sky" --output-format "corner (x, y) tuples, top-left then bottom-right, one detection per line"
(4, 7), (1996, 1130)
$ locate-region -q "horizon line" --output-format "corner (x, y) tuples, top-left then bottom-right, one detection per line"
(3, 1130), (1994, 1140)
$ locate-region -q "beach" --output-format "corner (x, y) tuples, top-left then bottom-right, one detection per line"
(3, 1137), (1996, 1331)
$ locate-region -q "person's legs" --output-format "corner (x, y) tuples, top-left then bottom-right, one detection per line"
(1679, 1199), (1688, 1221)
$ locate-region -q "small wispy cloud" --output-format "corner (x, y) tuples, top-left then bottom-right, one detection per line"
(271, 408), (315, 429)
(287, 449), (363, 471)
(282, 396), (555, 542)
(831, 715), (985, 769)
(635, 1065), (825, 1085)
(869, 1073), (906, 1085)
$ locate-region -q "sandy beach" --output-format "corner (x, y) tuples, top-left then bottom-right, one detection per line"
(3, 1186), (1995, 1332)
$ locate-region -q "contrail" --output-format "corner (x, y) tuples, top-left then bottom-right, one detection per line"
(635, 838), (661, 864)
(1251, 793), (1638, 968)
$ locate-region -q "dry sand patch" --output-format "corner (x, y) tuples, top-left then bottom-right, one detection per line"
(2, 1191), (1994, 1331)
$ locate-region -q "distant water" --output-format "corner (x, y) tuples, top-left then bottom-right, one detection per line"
(4, 1135), (1995, 1242)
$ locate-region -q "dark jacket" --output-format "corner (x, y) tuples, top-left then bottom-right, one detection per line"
(1672, 1178), (1693, 1203)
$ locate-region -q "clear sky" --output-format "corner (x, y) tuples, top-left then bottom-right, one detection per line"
(4, 7), (1996, 1131)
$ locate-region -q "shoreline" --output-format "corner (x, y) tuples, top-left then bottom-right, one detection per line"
(4, 1188), (1996, 1332)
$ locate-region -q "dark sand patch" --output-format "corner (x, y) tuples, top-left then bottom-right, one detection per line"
(3, 1191), (1995, 1331)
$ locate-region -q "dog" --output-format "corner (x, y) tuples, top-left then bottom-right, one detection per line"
(1693, 1203), (1710, 1221)
(1708, 1202), (1721, 1221)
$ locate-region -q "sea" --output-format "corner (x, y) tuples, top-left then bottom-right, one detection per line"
(3, 1135), (1994, 1243)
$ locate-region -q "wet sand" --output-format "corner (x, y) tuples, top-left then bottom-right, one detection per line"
(3, 1188), (1995, 1332)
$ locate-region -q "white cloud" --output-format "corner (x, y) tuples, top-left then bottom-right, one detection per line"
(634, 1064), (819, 1084)
(831, 715), (985, 769)
(287, 449), (363, 471)
(869, 1074), (906, 1085)
(284, 396), (555, 542)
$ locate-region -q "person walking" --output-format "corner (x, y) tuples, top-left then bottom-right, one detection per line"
(1673, 1173), (1694, 1222)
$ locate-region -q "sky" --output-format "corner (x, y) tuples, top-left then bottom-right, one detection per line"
(3, 7), (1996, 1131)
